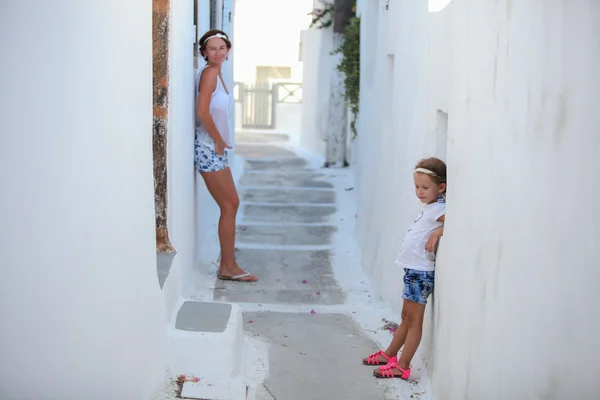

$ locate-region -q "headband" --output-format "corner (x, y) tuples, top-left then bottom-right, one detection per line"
(202, 33), (228, 45)
(414, 167), (438, 177)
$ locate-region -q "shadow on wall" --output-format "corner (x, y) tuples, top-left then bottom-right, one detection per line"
(433, 110), (448, 161)
(422, 238), (444, 375)
(421, 109), (448, 373)
(157, 251), (177, 289)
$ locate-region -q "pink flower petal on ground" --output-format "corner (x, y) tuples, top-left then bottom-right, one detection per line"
(310, 309), (316, 314)
(316, 291), (321, 295)
(247, 320), (254, 323)
(302, 280), (308, 284)
(190, 377), (201, 382)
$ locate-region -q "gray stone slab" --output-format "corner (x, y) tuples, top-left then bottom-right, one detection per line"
(236, 132), (289, 143)
(175, 301), (232, 333)
(245, 158), (309, 171)
(235, 144), (296, 158)
(240, 172), (333, 189)
(157, 251), (176, 289)
(237, 225), (336, 246)
(213, 249), (345, 305)
(243, 204), (336, 223)
(244, 312), (386, 400)
(241, 188), (336, 204)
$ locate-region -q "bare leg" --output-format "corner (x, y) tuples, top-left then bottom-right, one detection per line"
(384, 316), (409, 357)
(374, 299), (425, 375)
(363, 301), (409, 364)
(397, 300), (425, 369)
(200, 167), (257, 281)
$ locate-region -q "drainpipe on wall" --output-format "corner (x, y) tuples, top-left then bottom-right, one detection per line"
(324, 0), (353, 168)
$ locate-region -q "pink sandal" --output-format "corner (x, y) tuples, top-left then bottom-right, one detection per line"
(362, 350), (393, 365)
(373, 359), (411, 380)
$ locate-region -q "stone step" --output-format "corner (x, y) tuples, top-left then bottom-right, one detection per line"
(169, 301), (244, 380)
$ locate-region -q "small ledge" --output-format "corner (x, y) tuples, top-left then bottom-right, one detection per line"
(175, 301), (233, 333)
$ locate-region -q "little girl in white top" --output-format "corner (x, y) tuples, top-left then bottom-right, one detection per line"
(362, 157), (447, 380)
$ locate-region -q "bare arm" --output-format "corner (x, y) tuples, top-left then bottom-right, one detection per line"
(196, 66), (224, 144)
(425, 215), (445, 252)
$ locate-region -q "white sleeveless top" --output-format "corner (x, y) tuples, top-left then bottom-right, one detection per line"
(195, 66), (234, 150)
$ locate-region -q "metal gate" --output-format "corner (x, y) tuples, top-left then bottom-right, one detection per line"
(236, 83), (276, 129)
(234, 82), (302, 129)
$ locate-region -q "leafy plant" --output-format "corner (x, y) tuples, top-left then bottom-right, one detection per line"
(332, 16), (360, 138)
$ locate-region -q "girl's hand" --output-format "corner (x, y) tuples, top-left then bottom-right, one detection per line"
(425, 229), (443, 252)
(214, 139), (231, 156)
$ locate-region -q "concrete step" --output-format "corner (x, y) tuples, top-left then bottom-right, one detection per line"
(169, 301), (244, 380)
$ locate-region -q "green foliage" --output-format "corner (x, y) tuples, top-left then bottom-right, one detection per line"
(332, 16), (360, 138)
(308, 1), (334, 29)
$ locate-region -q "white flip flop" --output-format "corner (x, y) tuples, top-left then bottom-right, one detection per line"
(217, 272), (257, 282)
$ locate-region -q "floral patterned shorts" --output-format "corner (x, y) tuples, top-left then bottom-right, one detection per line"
(194, 140), (229, 173)
(402, 268), (435, 305)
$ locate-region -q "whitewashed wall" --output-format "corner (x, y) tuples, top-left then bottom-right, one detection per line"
(354, 0), (600, 398)
(354, 0), (429, 307)
(221, 0), (236, 94)
(276, 103), (303, 143)
(198, 0), (211, 34)
(164, 0), (199, 321)
(300, 25), (334, 158)
(0, 1), (167, 399)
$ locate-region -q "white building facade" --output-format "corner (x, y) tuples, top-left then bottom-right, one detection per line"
(305, 0), (600, 398)
(300, 1), (336, 158)
(1, 0), (237, 398)
(1, 1), (167, 398)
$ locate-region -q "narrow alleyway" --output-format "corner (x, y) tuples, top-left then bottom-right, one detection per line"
(205, 132), (414, 400)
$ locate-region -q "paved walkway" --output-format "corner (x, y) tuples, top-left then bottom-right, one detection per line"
(214, 132), (395, 400)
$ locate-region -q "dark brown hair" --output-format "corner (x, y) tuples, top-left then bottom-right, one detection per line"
(199, 29), (232, 61)
(415, 157), (447, 186)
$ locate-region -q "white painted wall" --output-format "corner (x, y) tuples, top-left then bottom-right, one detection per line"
(300, 24), (334, 157)
(0, 1), (167, 399)
(275, 103), (303, 143)
(199, 0), (211, 34)
(354, 0), (428, 311)
(165, 0), (205, 321)
(352, 0), (600, 397)
(222, 0), (236, 95)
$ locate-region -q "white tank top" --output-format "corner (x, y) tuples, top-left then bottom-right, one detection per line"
(195, 66), (234, 150)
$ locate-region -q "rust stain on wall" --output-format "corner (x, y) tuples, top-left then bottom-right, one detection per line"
(153, 0), (175, 253)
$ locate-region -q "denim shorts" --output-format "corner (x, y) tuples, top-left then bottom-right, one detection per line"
(402, 268), (435, 305)
(194, 140), (229, 173)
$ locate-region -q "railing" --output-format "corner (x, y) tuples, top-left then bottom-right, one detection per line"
(275, 82), (302, 104)
(233, 82), (302, 129)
